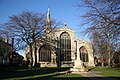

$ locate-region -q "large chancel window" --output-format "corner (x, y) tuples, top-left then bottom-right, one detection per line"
(39, 45), (51, 62)
(60, 32), (71, 61)
(80, 46), (88, 62)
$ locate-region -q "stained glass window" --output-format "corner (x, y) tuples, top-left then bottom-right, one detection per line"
(60, 32), (71, 61)
(39, 45), (51, 62)
(80, 46), (88, 62)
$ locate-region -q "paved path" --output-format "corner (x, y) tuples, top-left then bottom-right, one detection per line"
(72, 71), (119, 80)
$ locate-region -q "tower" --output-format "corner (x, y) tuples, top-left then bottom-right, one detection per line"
(45, 7), (52, 34)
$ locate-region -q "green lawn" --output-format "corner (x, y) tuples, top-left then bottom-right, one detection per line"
(0, 67), (90, 80)
(1, 66), (119, 80)
(91, 67), (120, 77)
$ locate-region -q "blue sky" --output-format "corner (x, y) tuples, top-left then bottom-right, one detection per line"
(0, 0), (89, 55)
(0, 0), (85, 35)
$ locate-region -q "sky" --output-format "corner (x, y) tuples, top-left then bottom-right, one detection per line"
(0, 0), (89, 56)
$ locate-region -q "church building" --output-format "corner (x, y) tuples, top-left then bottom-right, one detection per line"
(25, 8), (95, 67)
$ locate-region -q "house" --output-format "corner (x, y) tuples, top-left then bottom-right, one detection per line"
(0, 37), (12, 65)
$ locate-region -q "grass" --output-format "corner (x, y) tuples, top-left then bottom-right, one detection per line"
(91, 66), (120, 77)
(1, 66), (119, 80)
(0, 66), (90, 80)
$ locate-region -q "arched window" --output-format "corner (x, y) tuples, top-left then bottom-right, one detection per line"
(39, 45), (51, 62)
(80, 46), (88, 62)
(60, 32), (71, 61)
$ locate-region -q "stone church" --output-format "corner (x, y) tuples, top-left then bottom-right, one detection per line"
(25, 8), (95, 67)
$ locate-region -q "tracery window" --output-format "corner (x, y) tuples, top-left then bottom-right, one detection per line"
(60, 32), (71, 61)
(39, 45), (51, 62)
(80, 46), (88, 62)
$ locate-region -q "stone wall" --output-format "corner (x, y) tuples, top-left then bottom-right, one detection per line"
(25, 26), (95, 67)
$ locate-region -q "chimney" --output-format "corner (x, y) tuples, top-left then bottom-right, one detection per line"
(10, 38), (14, 61)
(0, 33), (2, 41)
(12, 38), (14, 47)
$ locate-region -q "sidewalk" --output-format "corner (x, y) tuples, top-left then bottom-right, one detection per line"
(72, 71), (119, 80)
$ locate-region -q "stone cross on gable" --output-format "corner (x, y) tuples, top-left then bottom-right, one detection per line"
(64, 20), (67, 28)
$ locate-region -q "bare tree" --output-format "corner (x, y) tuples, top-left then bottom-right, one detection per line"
(1, 10), (61, 68)
(77, 0), (120, 66)
(0, 11), (48, 68)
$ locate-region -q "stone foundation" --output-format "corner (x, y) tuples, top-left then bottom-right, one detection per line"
(39, 62), (57, 67)
(70, 60), (88, 72)
(70, 68), (86, 72)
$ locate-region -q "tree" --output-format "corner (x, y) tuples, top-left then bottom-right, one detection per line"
(77, 0), (120, 66)
(1, 11), (50, 68)
(91, 29), (110, 67)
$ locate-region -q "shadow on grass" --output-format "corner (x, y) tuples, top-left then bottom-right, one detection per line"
(0, 66), (119, 80)
(21, 73), (120, 80)
(23, 73), (90, 80)
(25, 77), (90, 80)
(0, 67), (70, 79)
(24, 77), (120, 80)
